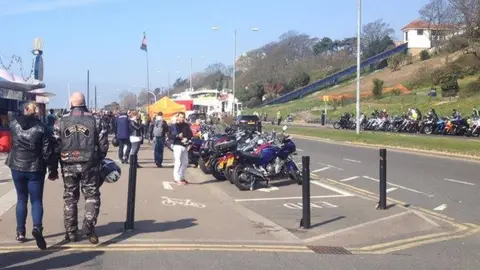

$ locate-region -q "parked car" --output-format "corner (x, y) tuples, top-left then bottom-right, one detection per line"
(234, 115), (260, 131)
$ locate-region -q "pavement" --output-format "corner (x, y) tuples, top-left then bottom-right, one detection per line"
(0, 142), (479, 269)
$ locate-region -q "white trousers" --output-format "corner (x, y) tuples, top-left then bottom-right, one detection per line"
(173, 145), (188, 182)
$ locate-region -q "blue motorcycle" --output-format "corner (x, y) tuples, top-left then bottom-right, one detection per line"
(232, 126), (302, 191)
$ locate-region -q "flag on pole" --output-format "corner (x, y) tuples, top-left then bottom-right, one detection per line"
(140, 32), (147, 52)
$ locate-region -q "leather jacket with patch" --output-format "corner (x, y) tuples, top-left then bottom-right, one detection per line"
(51, 106), (109, 171)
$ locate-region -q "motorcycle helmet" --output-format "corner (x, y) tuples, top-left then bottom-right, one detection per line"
(100, 158), (121, 186)
(112, 137), (119, 147)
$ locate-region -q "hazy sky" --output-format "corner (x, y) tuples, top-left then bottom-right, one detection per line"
(1, 0), (429, 107)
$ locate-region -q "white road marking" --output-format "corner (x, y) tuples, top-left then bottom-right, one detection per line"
(312, 167), (331, 173)
(444, 178), (475, 186)
(296, 148), (304, 152)
(433, 204), (447, 211)
(316, 162), (344, 171)
(342, 158), (361, 163)
(235, 195), (351, 202)
(386, 187), (397, 193)
(311, 180), (354, 196)
(0, 189), (17, 218)
(362, 176), (434, 197)
(339, 176), (359, 182)
(162, 182), (174, 190)
(283, 201), (338, 210)
(257, 186), (279, 192)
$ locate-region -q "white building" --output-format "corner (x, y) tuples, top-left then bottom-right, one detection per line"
(401, 19), (461, 56)
(172, 88), (242, 115)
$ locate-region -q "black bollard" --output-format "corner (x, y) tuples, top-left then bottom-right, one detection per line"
(124, 154), (138, 231)
(300, 156), (311, 229)
(377, 149), (387, 210)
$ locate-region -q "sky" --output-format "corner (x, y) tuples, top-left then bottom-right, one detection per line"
(1, 0), (430, 108)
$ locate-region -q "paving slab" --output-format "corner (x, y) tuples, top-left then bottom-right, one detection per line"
(0, 145), (299, 247)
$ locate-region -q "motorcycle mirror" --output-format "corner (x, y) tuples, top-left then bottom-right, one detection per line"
(282, 125), (288, 131)
(257, 139), (264, 145)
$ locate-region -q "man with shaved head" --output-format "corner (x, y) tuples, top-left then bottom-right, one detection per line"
(49, 92), (109, 244)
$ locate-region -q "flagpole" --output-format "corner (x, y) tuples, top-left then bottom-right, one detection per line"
(146, 50), (150, 105)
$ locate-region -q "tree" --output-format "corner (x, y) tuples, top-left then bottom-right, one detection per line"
(205, 62), (228, 75)
(313, 37), (334, 55)
(448, 0), (480, 39)
(104, 101), (120, 112)
(362, 19), (395, 58)
(137, 89), (150, 106)
(420, 0), (459, 49)
(119, 90), (137, 110)
(289, 71), (310, 90)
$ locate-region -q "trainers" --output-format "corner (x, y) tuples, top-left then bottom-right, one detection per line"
(16, 230), (26, 243)
(32, 227), (47, 250)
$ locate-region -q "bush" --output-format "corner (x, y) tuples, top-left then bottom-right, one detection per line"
(440, 79), (460, 97)
(372, 78), (384, 99)
(387, 54), (405, 71)
(461, 78), (480, 98)
(391, 88), (402, 96)
(405, 53), (414, 65)
(431, 64), (464, 85)
(453, 53), (480, 74)
(406, 64), (433, 89)
(442, 35), (469, 54)
(419, 50), (430, 61)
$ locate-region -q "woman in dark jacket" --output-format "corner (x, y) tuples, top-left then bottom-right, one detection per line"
(5, 102), (51, 249)
(129, 111), (143, 168)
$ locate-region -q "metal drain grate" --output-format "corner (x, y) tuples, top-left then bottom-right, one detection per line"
(307, 246), (352, 255)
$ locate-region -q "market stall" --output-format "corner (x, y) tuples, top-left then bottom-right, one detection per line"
(147, 97), (186, 120)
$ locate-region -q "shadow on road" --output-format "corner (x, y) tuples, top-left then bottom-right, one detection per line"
(44, 218), (198, 245)
(0, 178), (12, 183)
(311, 216), (346, 229)
(0, 250), (103, 270)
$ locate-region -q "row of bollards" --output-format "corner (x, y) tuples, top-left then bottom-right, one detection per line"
(300, 149), (387, 229)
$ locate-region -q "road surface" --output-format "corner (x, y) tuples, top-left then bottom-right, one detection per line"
(0, 145), (479, 269)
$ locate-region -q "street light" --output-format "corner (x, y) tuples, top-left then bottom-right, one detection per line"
(212, 26), (259, 114)
(355, 0), (362, 134)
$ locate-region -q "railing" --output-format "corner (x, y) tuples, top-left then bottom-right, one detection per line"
(262, 43), (409, 106)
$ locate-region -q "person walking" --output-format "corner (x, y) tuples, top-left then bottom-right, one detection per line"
(49, 92), (109, 243)
(114, 110), (131, 164)
(152, 112), (168, 168)
(129, 111), (143, 168)
(169, 112), (192, 185)
(5, 102), (52, 249)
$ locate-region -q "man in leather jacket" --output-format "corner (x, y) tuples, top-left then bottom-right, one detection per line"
(49, 92), (109, 244)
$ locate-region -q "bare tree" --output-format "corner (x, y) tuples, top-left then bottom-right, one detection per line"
(204, 62), (228, 75)
(448, 0), (480, 39)
(420, 0), (459, 48)
(361, 19), (395, 52)
(119, 90), (137, 110)
(137, 89), (150, 106)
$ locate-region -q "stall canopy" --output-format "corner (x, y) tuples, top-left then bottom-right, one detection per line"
(147, 97), (186, 119)
(0, 69), (45, 91)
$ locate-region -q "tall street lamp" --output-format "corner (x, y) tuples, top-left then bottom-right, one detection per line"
(212, 26), (259, 114)
(356, 0), (362, 134)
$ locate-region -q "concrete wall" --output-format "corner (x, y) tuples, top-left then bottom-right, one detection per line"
(404, 29), (431, 49)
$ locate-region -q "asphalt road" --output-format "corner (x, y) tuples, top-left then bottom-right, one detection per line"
(293, 137), (480, 223)
(1, 239), (480, 270)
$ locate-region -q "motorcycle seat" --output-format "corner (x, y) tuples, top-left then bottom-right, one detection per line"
(239, 151), (261, 160)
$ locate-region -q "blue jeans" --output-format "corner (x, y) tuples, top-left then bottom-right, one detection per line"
(11, 170), (45, 233)
(154, 137), (165, 165)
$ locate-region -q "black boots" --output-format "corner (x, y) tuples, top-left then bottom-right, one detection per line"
(32, 227), (47, 250)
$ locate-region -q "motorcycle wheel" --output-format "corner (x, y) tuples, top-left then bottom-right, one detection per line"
(225, 167), (234, 184)
(232, 164), (252, 191)
(211, 159), (227, 181)
(333, 122), (341, 129)
(198, 158), (212, 174)
(290, 170), (302, 185)
(424, 125), (433, 135)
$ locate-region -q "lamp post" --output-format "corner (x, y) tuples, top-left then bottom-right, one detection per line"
(212, 26), (259, 114)
(356, 0), (362, 134)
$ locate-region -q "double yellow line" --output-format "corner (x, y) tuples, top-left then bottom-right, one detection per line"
(0, 243), (314, 253)
(317, 176), (480, 254)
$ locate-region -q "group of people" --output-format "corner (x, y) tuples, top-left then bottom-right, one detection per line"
(5, 92), (108, 250)
(113, 110), (192, 185)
